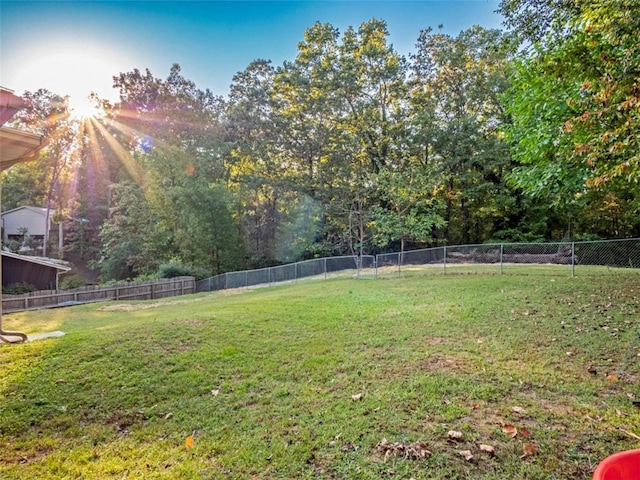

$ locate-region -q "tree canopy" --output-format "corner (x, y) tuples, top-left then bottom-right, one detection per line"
(3, 11), (639, 282)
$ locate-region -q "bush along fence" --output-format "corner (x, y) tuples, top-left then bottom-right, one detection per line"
(2, 276), (195, 313)
(196, 238), (640, 293)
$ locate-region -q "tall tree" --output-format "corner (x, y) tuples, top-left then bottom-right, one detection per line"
(410, 26), (517, 244)
(3, 89), (78, 256)
(95, 64), (245, 278)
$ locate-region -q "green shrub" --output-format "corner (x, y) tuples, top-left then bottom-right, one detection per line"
(157, 262), (208, 280)
(3, 282), (37, 295)
(59, 274), (91, 290)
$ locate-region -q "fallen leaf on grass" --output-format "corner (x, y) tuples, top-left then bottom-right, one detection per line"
(479, 444), (495, 455)
(521, 443), (536, 458)
(503, 424), (518, 438)
(447, 430), (464, 441)
(520, 427), (531, 438)
(606, 374), (618, 381)
(211, 389), (220, 396)
(458, 450), (474, 461)
(185, 435), (194, 449)
(375, 438), (431, 460)
(351, 393), (363, 402)
(511, 406), (525, 414)
(342, 442), (359, 452)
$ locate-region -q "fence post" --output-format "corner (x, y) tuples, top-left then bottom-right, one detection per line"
(571, 242), (575, 277)
(443, 246), (447, 275)
(500, 244), (504, 275)
(150, 282), (155, 300)
(397, 252), (401, 278)
(374, 256), (378, 279)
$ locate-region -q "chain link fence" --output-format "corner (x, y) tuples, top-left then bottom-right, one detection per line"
(196, 255), (376, 293)
(196, 239), (640, 293)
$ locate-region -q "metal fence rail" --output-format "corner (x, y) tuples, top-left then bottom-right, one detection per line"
(195, 255), (375, 293)
(197, 239), (640, 293)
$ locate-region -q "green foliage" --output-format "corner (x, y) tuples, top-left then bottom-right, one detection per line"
(501, 0), (640, 195)
(7, 15), (638, 280)
(410, 26), (516, 244)
(96, 182), (166, 281)
(58, 274), (92, 290)
(3, 282), (37, 295)
(157, 262), (208, 280)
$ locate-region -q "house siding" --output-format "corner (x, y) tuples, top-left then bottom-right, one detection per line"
(2, 206), (53, 241)
(2, 255), (59, 290)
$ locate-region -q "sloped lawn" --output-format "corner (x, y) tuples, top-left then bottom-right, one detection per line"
(1, 272), (639, 479)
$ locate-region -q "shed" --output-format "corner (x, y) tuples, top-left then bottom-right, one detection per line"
(1, 251), (71, 290)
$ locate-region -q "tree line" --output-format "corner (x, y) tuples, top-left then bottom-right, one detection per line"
(2, 0), (639, 283)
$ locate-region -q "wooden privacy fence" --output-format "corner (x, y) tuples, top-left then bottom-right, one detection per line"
(2, 276), (195, 313)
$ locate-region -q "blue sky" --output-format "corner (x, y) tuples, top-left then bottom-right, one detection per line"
(1, 1), (504, 102)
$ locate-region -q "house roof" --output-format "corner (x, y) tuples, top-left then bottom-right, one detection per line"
(0, 87), (28, 125)
(1, 251), (71, 272)
(0, 87), (43, 171)
(2, 206), (52, 217)
(0, 126), (43, 171)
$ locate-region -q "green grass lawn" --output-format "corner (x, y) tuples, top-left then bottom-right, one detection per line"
(1, 272), (639, 479)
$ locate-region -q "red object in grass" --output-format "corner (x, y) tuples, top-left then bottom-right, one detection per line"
(593, 449), (640, 480)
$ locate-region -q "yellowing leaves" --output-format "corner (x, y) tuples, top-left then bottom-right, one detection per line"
(521, 443), (537, 458)
(502, 424), (518, 438)
(185, 434), (194, 449)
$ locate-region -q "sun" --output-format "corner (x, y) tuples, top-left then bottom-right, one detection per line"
(6, 40), (129, 118)
(68, 92), (104, 120)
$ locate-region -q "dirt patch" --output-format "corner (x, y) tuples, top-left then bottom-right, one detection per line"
(381, 354), (474, 378)
(181, 317), (205, 328)
(412, 354), (474, 374)
(98, 298), (203, 312)
(424, 336), (448, 346)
